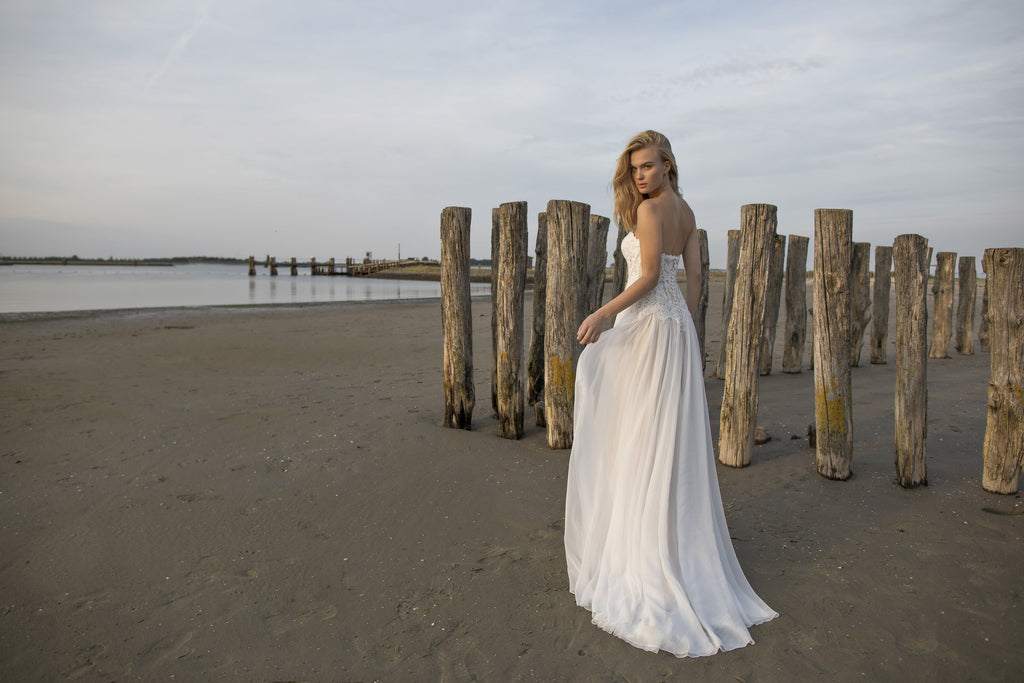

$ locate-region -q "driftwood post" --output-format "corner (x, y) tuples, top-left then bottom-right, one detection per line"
(981, 248), (1024, 494)
(979, 276), (990, 351)
(248, 256), (256, 276)
(269, 257), (278, 276)
(719, 205), (777, 468)
(930, 252), (957, 359)
(695, 229), (711, 371)
(440, 207), (474, 429)
(782, 235), (809, 373)
(759, 234), (786, 376)
(587, 215), (610, 313)
(544, 200), (590, 449)
(495, 202), (528, 439)
(849, 242), (871, 367)
(870, 245), (893, 364)
(490, 208), (499, 415)
(612, 225), (628, 298)
(290, 257), (298, 276)
(715, 230), (741, 379)
(813, 209), (854, 480)
(955, 256), (977, 355)
(893, 234), (929, 488)
(310, 257), (317, 275)
(527, 213), (548, 425)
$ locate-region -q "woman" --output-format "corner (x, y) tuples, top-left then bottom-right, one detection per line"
(564, 130), (777, 657)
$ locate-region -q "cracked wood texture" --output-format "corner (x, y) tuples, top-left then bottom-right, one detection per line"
(813, 209), (854, 480)
(719, 204), (777, 468)
(955, 255), (976, 355)
(527, 213), (547, 416)
(759, 233), (786, 376)
(695, 229), (711, 372)
(440, 206), (475, 429)
(930, 252), (957, 359)
(586, 215), (610, 315)
(782, 235), (809, 373)
(850, 242), (872, 367)
(715, 229), (741, 379)
(495, 202), (528, 439)
(870, 245), (893, 364)
(981, 248), (1024, 494)
(894, 234), (929, 488)
(544, 200), (590, 449)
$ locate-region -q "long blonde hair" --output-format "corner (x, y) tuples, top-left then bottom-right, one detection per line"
(612, 130), (680, 231)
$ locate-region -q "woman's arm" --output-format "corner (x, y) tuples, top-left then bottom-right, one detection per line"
(576, 201), (663, 344)
(681, 228), (702, 313)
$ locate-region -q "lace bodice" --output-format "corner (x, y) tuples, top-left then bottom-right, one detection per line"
(621, 231), (689, 323)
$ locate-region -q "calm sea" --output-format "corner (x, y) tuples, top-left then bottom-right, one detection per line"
(0, 264), (490, 314)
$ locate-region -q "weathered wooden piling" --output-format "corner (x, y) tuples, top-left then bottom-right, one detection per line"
(759, 234), (786, 376)
(269, 257), (278, 276)
(248, 256), (256, 277)
(544, 200), (590, 449)
(979, 275), (990, 351)
(587, 215), (610, 314)
(440, 207), (475, 429)
(849, 242), (871, 367)
(870, 245), (893, 364)
(981, 248), (1024, 494)
(719, 205), (777, 468)
(893, 234), (929, 488)
(495, 201), (528, 439)
(715, 229), (741, 379)
(612, 225), (628, 299)
(695, 229), (711, 371)
(310, 257), (317, 275)
(955, 256), (976, 355)
(290, 257), (297, 276)
(527, 213), (548, 426)
(930, 252), (957, 358)
(490, 208), (499, 416)
(813, 209), (854, 480)
(782, 235), (809, 373)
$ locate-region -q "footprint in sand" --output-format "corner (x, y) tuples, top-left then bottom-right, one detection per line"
(264, 604), (339, 635)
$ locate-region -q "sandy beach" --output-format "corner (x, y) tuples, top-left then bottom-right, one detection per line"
(1, 282), (1022, 681)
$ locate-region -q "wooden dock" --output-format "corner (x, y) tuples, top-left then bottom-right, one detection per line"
(252, 255), (438, 277)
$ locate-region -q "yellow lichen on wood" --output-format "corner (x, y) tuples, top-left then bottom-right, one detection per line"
(546, 354), (575, 406)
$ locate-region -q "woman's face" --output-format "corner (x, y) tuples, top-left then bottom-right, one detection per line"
(629, 146), (669, 196)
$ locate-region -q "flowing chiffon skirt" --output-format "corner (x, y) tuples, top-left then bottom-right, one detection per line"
(564, 293), (777, 657)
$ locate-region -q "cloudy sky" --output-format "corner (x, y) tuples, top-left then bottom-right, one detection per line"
(1, 0), (1021, 267)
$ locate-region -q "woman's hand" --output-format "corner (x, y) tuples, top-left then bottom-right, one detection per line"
(577, 309), (609, 345)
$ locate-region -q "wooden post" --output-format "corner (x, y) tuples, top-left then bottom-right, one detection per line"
(893, 234), (929, 488)
(612, 224), (628, 298)
(527, 213), (548, 425)
(490, 208), (499, 415)
(715, 229), (741, 379)
(248, 256), (256, 277)
(719, 205), (777, 468)
(930, 252), (957, 359)
(870, 245), (893, 364)
(587, 215), (610, 313)
(440, 207), (475, 429)
(544, 200), (590, 449)
(849, 242), (871, 367)
(759, 233), (786, 376)
(495, 201), (528, 439)
(290, 257), (297, 276)
(695, 229), (711, 372)
(981, 248), (1024, 494)
(979, 275), (990, 351)
(310, 257), (317, 275)
(955, 256), (976, 355)
(782, 235), (809, 373)
(813, 209), (854, 480)
(269, 256), (278, 276)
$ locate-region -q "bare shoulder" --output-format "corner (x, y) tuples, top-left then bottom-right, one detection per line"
(679, 197), (697, 227)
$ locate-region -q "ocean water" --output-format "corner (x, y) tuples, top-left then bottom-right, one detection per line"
(0, 264), (490, 314)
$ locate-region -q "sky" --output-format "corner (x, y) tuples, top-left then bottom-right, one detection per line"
(1, 0), (1022, 268)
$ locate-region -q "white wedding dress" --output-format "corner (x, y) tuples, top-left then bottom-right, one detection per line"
(564, 230), (777, 657)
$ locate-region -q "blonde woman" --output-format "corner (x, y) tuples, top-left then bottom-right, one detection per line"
(565, 130), (777, 657)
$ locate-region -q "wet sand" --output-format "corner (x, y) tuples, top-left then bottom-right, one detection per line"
(1, 284), (1021, 681)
